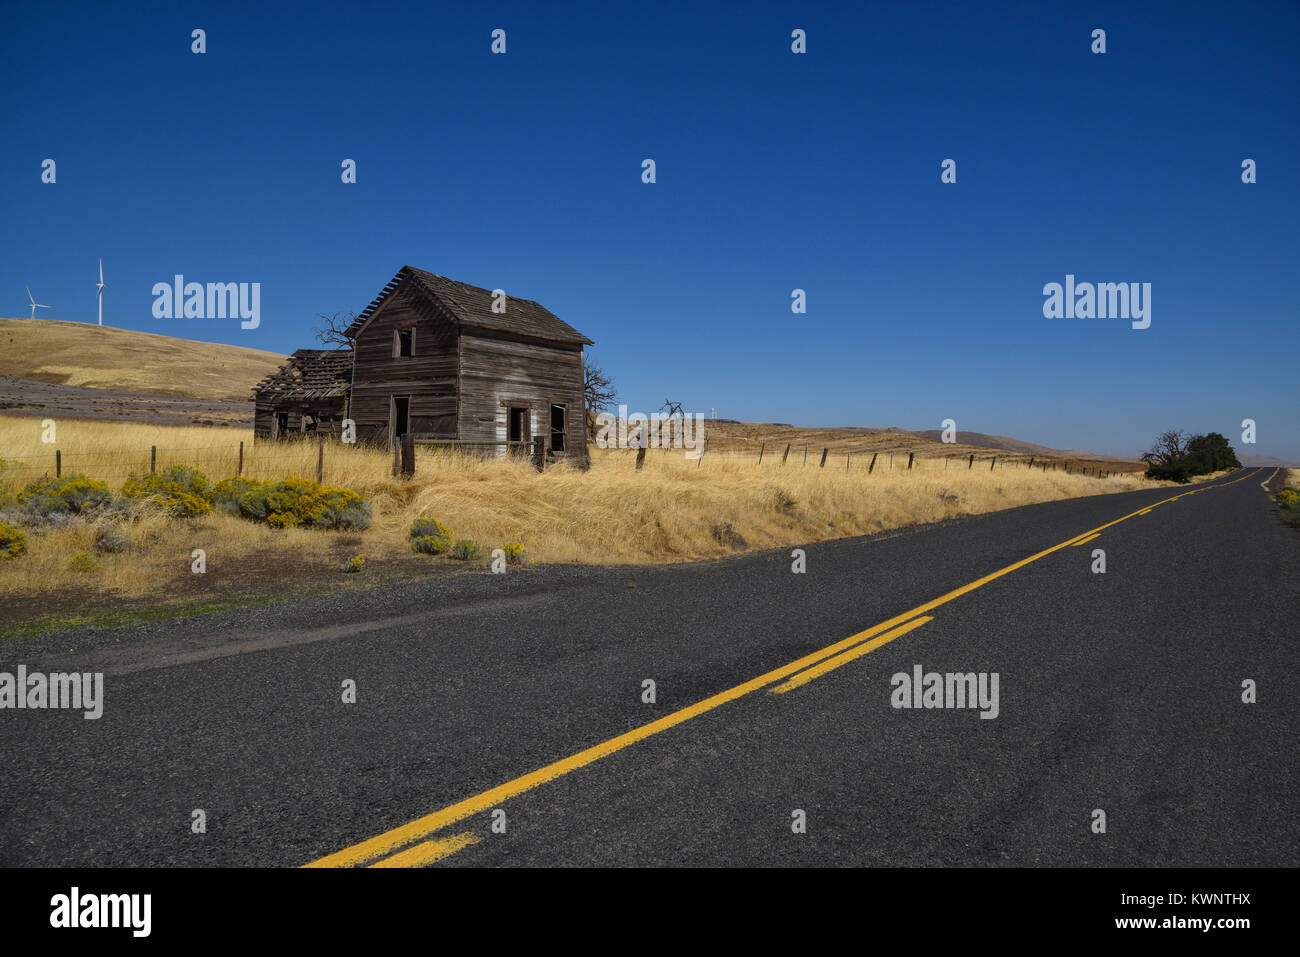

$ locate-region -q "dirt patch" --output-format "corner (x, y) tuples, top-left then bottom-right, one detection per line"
(0, 376), (253, 427)
(0, 546), (464, 636)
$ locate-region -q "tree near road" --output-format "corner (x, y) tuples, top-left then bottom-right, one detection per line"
(1142, 428), (1240, 482)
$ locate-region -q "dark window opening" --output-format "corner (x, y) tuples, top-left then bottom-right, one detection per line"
(550, 404), (566, 453)
(396, 328), (414, 358)
(392, 396), (410, 440)
(508, 406), (530, 444)
(275, 412), (288, 440)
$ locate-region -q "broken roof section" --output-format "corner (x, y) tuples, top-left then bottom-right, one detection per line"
(345, 265), (593, 347)
(252, 349), (352, 401)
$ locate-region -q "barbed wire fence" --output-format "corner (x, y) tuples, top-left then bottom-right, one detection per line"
(0, 431), (1133, 488)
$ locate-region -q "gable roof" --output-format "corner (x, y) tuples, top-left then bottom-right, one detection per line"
(253, 349), (352, 401)
(345, 265), (593, 347)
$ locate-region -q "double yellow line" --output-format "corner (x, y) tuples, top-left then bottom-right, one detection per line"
(305, 469), (1259, 868)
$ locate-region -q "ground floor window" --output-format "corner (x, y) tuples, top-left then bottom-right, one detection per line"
(550, 404), (565, 453)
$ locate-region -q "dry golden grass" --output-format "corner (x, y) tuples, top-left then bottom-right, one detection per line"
(0, 415), (1182, 622)
(0, 318), (285, 399)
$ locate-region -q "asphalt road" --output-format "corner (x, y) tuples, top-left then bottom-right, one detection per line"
(1, 468), (1296, 867)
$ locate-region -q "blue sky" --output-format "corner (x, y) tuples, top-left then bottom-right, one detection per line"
(3, 0), (1297, 459)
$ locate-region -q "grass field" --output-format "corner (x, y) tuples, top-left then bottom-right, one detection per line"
(0, 415), (1180, 631)
(0, 318), (285, 399)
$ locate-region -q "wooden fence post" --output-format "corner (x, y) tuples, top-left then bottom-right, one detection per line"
(968, 454), (974, 469)
(317, 434), (325, 483)
(819, 448), (828, 468)
(758, 440), (766, 465)
(1027, 456), (1035, 470)
(868, 452), (877, 474)
(990, 455), (997, 471)
(150, 446), (157, 475)
(908, 452), (915, 470)
(781, 443), (790, 465)
(802, 444), (808, 466)
(56, 449), (61, 478)
(846, 451), (851, 471)
(635, 445), (647, 470)
(238, 441), (244, 477)
(889, 453), (894, 470)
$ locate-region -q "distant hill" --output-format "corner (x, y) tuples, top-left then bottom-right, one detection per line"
(0, 318), (286, 400)
(902, 429), (1139, 462)
(703, 421), (1147, 472)
(1240, 454), (1300, 468)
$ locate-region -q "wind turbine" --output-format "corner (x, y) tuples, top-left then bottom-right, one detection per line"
(27, 287), (51, 320)
(96, 259), (105, 325)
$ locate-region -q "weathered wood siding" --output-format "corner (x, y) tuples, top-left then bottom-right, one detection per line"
(457, 331), (588, 462)
(254, 402), (276, 438)
(348, 276), (459, 446)
(253, 399), (346, 439)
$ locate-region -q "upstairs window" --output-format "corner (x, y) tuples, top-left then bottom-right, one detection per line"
(394, 328), (414, 358)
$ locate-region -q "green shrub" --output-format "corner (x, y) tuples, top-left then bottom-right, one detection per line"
(18, 474), (113, 516)
(1144, 462), (1193, 483)
(210, 476), (261, 512)
(0, 521), (26, 559)
(410, 517), (450, 539)
(450, 539), (481, 561)
(68, 551), (99, 573)
(1279, 487), (1300, 529)
(236, 477), (371, 530)
(94, 526), (131, 553)
(410, 517), (452, 555)
(122, 466), (212, 516)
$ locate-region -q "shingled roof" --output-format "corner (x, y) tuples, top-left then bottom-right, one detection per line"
(253, 349), (352, 401)
(345, 265), (593, 346)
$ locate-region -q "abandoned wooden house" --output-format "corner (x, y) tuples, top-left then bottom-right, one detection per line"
(252, 348), (352, 439)
(252, 266), (594, 463)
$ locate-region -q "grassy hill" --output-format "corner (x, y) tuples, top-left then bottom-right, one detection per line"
(0, 318), (286, 400)
(696, 420), (1146, 473)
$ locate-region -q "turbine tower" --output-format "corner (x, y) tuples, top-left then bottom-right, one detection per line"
(27, 287), (51, 320)
(96, 259), (105, 326)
